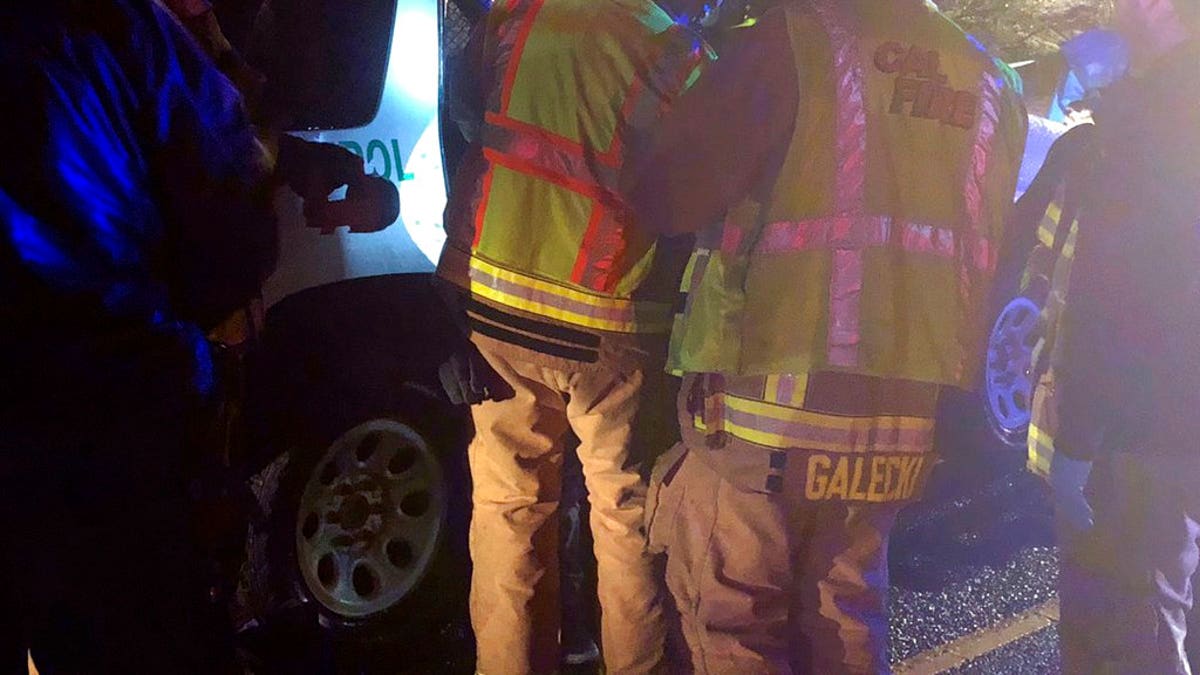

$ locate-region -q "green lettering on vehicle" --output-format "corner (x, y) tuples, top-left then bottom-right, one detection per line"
(339, 139), (415, 182)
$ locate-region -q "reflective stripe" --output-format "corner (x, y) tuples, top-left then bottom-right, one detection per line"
(495, 0), (546, 115)
(482, 112), (620, 195)
(829, 249), (864, 367)
(476, 0), (549, 248)
(957, 73), (1003, 380)
(571, 205), (627, 291)
(467, 257), (672, 333)
(684, 249), (711, 294)
(481, 148), (611, 203)
(734, 216), (996, 271)
(1037, 203), (1062, 247)
(699, 393), (935, 453)
(963, 74), (1002, 233)
(764, 374), (807, 407)
(819, 6), (867, 215)
(1062, 226), (1076, 260)
(1027, 422), (1054, 477)
(569, 33), (708, 291)
(678, 250), (701, 293)
(813, 1), (868, 368)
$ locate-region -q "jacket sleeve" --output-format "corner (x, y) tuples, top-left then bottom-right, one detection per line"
(624, 10), (798, 237)
(1051, 132), (1112, 462)
(138, 2), (278, 330)
(999, 125), (1093, 286)
(1054, 238), (1112, 462)
(438, 8), (498, 286)
(446, 17), (489, 145)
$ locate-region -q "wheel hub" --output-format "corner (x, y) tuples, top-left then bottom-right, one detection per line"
(336, 493), (374, 533)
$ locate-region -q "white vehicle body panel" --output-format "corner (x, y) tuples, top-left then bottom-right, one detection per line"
(263, 0), (448, 306)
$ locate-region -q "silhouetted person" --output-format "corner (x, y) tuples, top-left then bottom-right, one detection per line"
(0, 2), (277, 671)
(1050, 0), (1200, 671)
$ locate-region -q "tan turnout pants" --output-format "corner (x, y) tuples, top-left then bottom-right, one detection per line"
(468, 340), (668, 675)
(648, 444), (903, 675)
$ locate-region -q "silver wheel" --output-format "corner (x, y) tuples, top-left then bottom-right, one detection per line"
(296, 419), (446, 619)
(985, 296), (1042, 445)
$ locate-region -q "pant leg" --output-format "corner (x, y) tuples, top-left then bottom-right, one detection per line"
(791, 502), (901, 675)
(1125, 454), (1200, 675)
(1058, 523), (1117, 675)
(1062, 453), (1200, 675)
(657, 448), (793, 675)
(467, 345), (569, 675)
(560, 440), (600, 664)
(566, 366), (669, 674)
(1057, 455), (1123, 675)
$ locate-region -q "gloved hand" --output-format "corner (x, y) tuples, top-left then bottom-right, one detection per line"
(276, 136), (365, 201)
(304, 174), (399, 234)
(438, 343), (514, 405)
(1050, 450), (1094, 531)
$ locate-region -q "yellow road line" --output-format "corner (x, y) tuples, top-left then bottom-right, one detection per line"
(894, 597), (1060, 674)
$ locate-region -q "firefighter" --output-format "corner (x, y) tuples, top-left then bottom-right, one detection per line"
(1049, 0), (1200, 671)
(1008, 115), (1100, 673)
(434, 0), (713, 672)
(626, 1), (1027, 672)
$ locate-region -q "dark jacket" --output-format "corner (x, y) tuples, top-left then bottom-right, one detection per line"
(1056, 41), (1200, 460)
(0, 1), (277, 408)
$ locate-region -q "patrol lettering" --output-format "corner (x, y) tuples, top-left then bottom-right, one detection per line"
(805, 454), (928, 502)
(338, 139), (416, 183)
(875, 42), (978, 129)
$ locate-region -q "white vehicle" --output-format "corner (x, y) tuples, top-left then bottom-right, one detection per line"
(227, 0), (484, 642)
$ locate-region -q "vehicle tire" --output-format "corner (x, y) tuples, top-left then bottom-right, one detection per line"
(269, 401), (471, 641)
(982, 295), (1043, 447)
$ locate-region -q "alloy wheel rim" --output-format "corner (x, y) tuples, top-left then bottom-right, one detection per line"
(985, 297), (1042, 435)
(296, 419), (446, 619)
